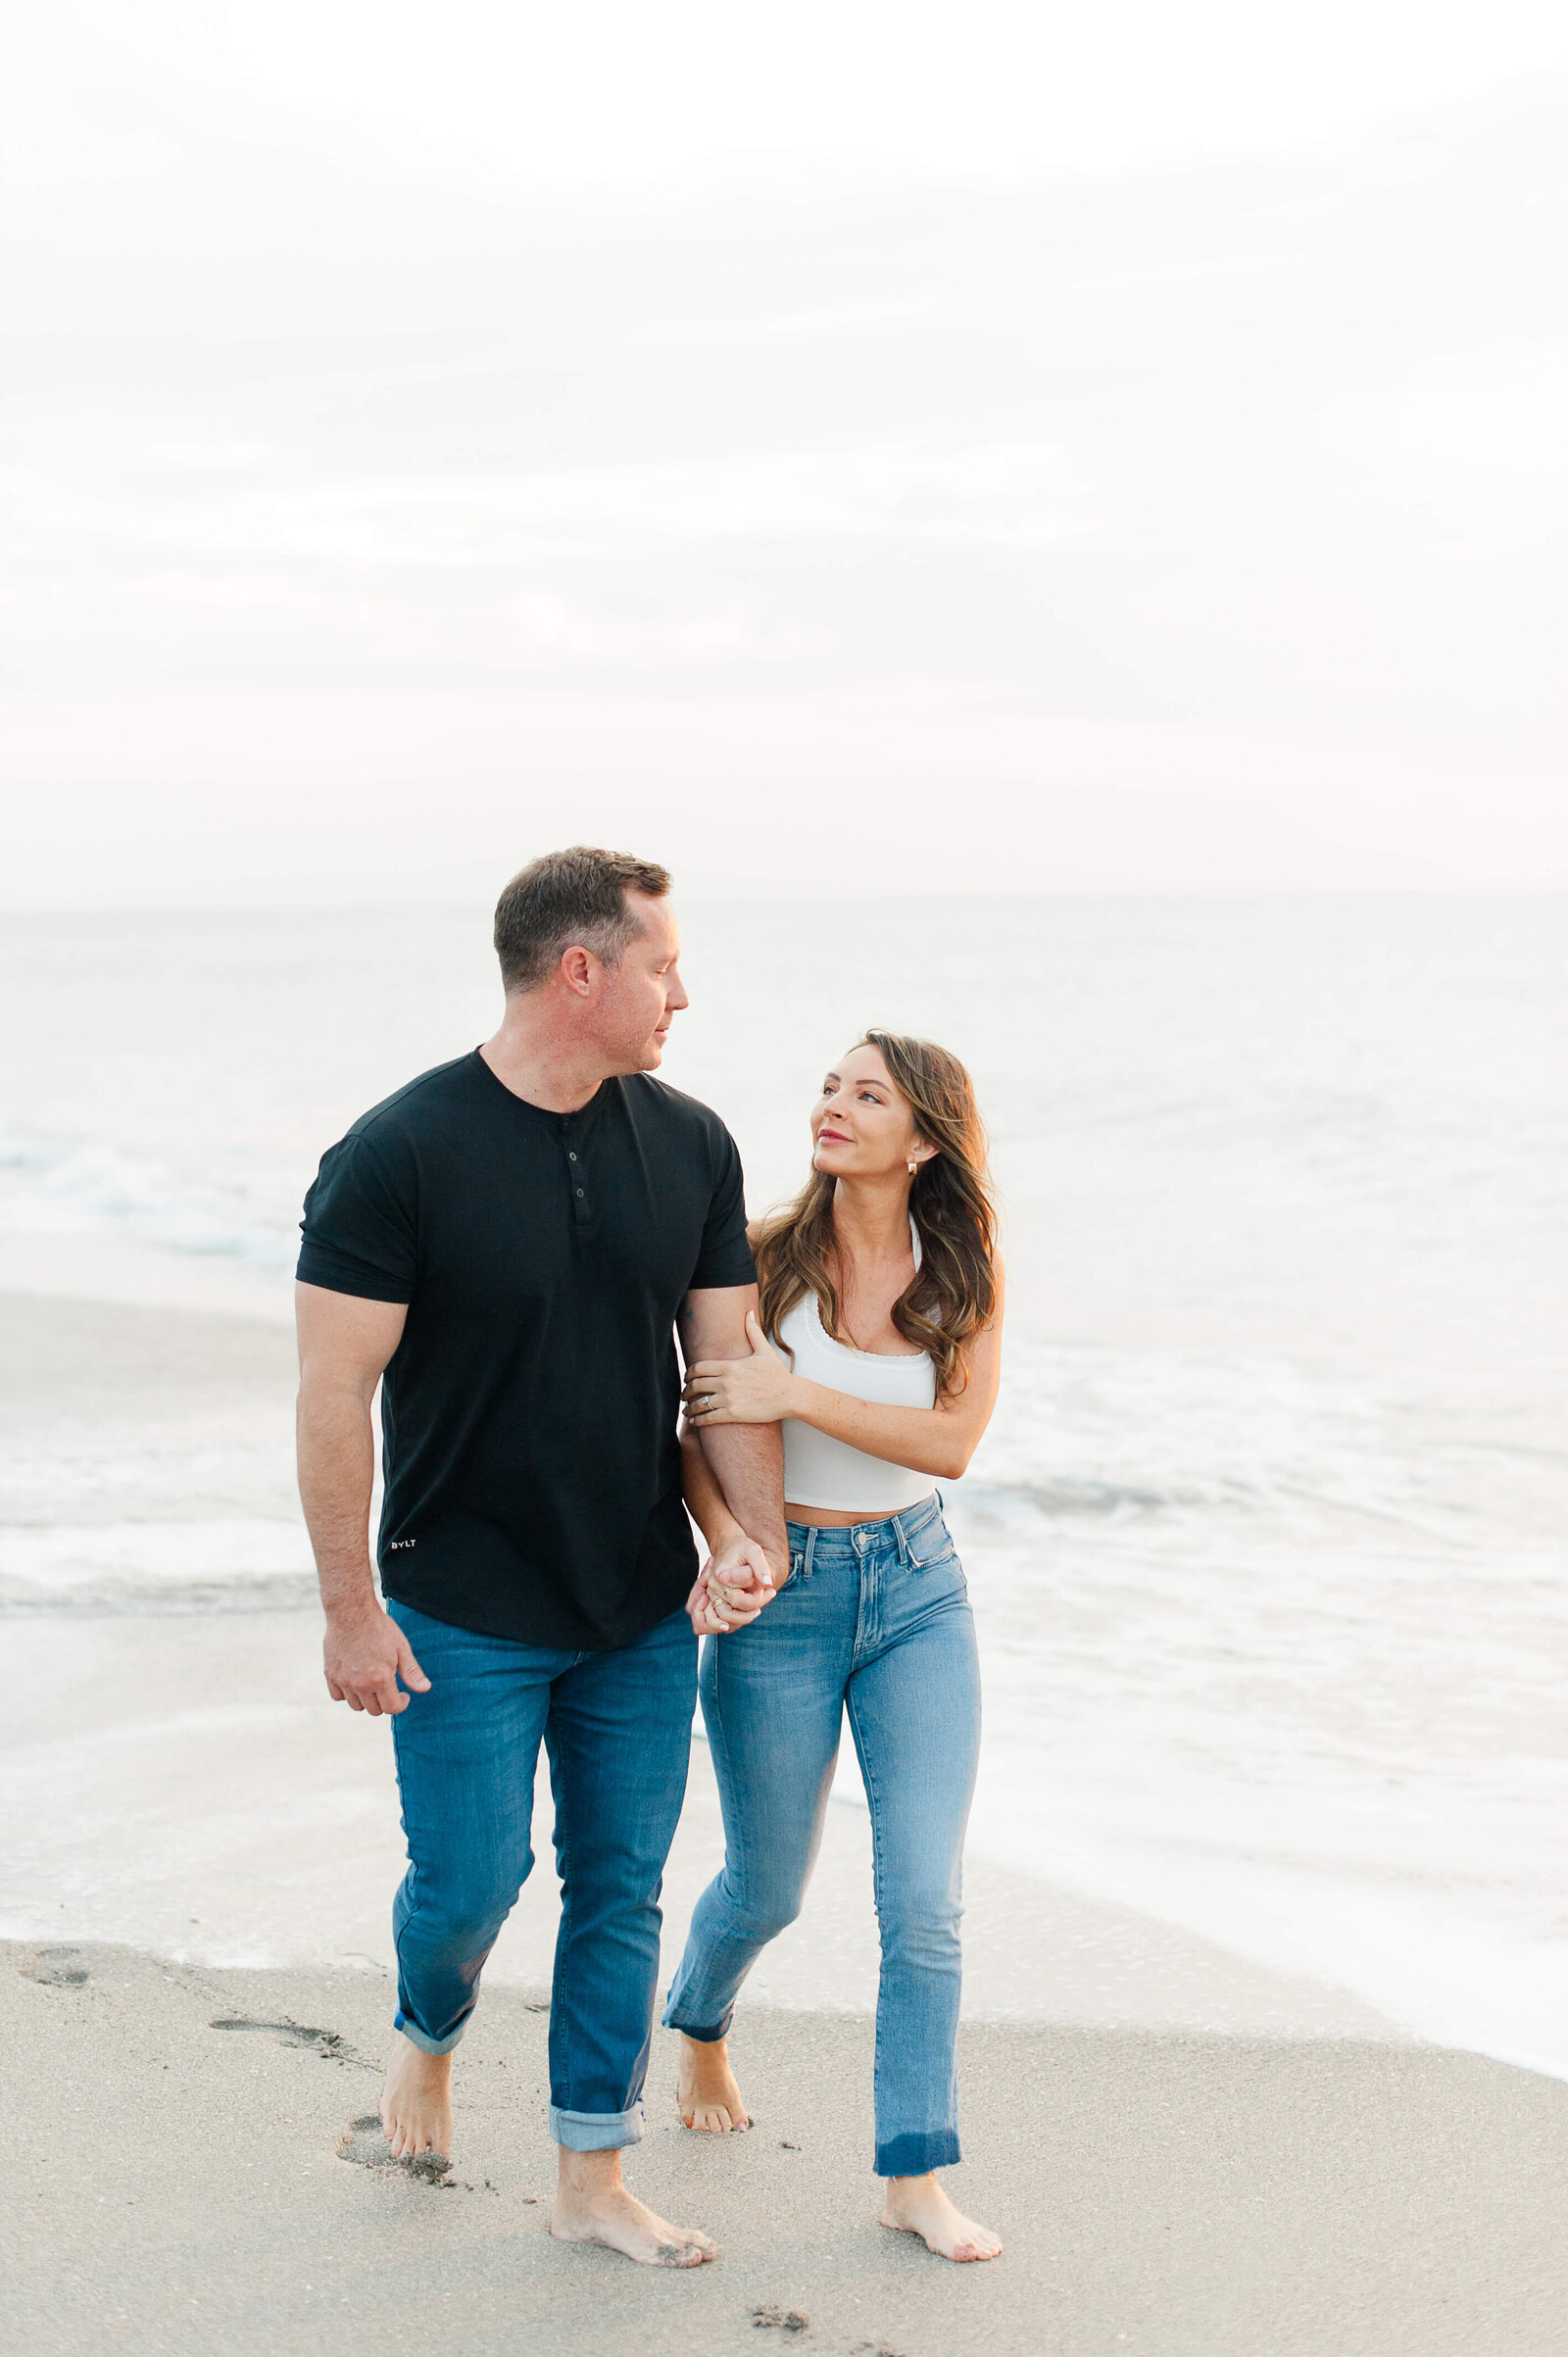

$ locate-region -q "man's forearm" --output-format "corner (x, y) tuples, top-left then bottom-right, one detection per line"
(296, 1379), (382, 1620)
(698, 1422), (787, 1568)
(681, 1424), (745, 1553)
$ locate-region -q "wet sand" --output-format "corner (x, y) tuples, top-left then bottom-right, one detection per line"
(5, 1286), (1567, 2351)
(1, 1597), (1405, 2039)
(0, 1287), (1406, 2040)
(7, 1940), (1567, 2357)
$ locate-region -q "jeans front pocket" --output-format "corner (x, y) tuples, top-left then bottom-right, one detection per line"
(906, 1509), (959, 1573)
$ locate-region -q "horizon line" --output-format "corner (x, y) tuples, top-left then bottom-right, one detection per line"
(5, 882), (1566, 920)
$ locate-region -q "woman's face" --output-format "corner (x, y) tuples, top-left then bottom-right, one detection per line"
(810, 1043), (933, 1181)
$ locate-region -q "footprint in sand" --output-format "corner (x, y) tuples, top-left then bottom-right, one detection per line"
(24, 1948), (89, 1987)
(208, 2015), (354, 2057)
(335, 2115), (452, 2182)
(752, 2309), (810, 2334)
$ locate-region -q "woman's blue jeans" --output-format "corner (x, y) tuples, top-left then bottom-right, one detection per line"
(386, 1598), (696, 2152)
(663, 1495), (980, 2177)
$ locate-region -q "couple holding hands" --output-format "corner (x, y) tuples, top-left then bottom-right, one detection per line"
(295, 845), (1004, 2272)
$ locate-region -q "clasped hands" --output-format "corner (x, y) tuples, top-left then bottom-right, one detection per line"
(684, 1526), (786, 1638)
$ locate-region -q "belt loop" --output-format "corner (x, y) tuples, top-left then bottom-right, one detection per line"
(893, 1507), (911, 1566)
(803, 1525), (818, 1581)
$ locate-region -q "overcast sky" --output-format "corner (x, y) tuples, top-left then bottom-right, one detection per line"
(4, 1), (1567, 904)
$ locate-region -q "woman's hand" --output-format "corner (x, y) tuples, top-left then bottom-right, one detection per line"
(684, 1529), (782, 1636)
(684, 1312), (797, 1426)
(685, 1566), (749, 1637)
(707, 1529), (781, 1627)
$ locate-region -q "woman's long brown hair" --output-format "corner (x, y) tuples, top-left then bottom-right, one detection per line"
(754, 1030), (998, 1398)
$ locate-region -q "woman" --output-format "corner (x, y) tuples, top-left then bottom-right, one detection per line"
(669, 1029), (1004, 2265)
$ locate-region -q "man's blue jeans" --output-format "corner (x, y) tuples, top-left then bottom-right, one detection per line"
(663, 1496), (980, 2177)
(386, 1598), (696, 2152)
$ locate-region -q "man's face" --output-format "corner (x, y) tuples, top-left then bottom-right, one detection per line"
(593, 893), (689, 1071)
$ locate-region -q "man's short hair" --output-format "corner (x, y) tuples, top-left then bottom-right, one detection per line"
(493, 846), (672, 995)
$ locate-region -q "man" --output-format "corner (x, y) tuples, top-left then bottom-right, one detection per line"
(295, 847), (785, 2268)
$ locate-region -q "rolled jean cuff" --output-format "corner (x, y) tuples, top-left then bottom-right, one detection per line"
(875, 2129), (961, 2178)
(393, 2009), (466, 2057)
(661, 2001), (732, 2043)
(551, 2099), (646, 2152)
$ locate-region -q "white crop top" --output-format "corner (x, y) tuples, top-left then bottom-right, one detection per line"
(776, 1222), (938, 1514)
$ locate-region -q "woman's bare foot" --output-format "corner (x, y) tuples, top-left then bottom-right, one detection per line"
(677, 2033), (751, 2132)
(881, 2174), (1003, 2263)
(551, 2148), (717, 2267)
(378, 2032), (453, 2162)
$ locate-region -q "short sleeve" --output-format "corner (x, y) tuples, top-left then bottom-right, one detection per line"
(687, 1123), (757, 1291)
(296, 1129), (418, 1302)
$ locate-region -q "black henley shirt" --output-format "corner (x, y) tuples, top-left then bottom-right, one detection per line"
(296, 1051), (756, 1649)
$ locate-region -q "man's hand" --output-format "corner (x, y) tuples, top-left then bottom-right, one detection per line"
(684, 1570), (715, 1638)
(684, 1531), (786, 1637)
(684, 1564), (752, 1637)
(323, 1602), (431, 1715)
(684, 1311), (796, 1427)
(704, 1530), (785, 1628)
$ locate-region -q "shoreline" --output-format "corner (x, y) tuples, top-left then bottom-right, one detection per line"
(0, 1597), (1404, 2045)
(9, 1940), (1566, 2357)
(7, 1278), (1568, 2353)
(0, 1282), (1405, 2044)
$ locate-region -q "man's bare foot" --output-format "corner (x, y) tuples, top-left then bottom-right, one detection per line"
(551, 2147), (717, 2267)
(677, 2033), (751, 2133)
(881, 2174), (1003, 2263)
(378, 2032), (453, 2163)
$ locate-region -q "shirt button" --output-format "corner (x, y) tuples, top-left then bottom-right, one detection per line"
(575, 1188), (584, 1198)
(568, 1152), (577, 1160)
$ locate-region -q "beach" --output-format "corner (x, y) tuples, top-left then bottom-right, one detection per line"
(9, 1941), (1567, 2357)
(3, 1291), (1564, 2354)
(9, 0), (1568, 2331)
(3, 894), (1566, 2349)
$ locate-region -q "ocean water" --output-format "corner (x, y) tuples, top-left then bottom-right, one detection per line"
(2, 896), (1565, 2069)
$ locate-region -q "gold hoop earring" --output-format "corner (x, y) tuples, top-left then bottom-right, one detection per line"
(907, 1158), (918, 1178)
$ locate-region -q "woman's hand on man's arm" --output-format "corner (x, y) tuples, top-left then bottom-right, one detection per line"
(689, 1265), (1006, 1484)
(683, 1310), (798, 1425)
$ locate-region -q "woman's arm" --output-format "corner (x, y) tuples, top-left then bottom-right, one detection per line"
(685, 1266), (1005, 1484)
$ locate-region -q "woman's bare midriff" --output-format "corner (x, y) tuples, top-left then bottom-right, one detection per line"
(784, 1499), (930, 1528)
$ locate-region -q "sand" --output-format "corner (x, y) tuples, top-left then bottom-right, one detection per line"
(5, 1941), (1567, 2357)
(5, 1287), (1567, 2352)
